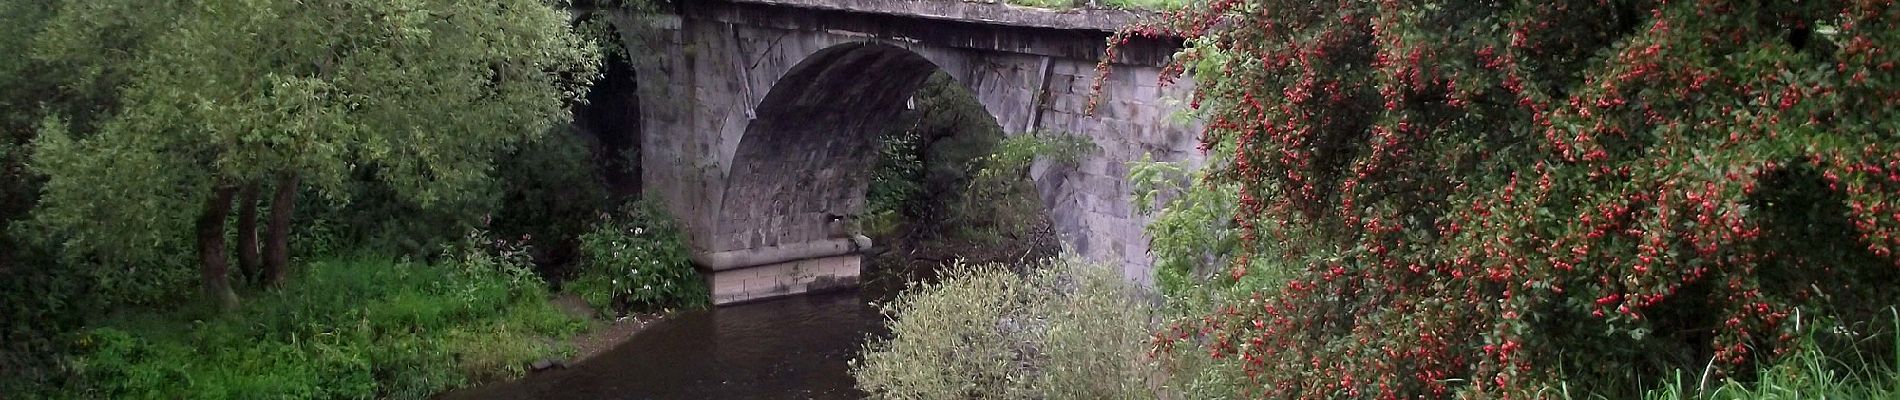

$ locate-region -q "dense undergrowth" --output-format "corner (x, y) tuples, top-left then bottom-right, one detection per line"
(63, 246), (584, 399)
(860, 71), (1082, 297)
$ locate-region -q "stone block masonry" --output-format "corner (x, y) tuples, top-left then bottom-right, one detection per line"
(709, 255), (862, 305)
(622, 0), (1201, 304)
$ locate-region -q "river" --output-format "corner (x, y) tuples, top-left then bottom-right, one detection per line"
(442, 290), (886, 399)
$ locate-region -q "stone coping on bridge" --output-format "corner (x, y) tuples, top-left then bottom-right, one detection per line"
(720, 0), (1152, 32)
(709, 254), (862, 305)
(690, 238), (863, 271)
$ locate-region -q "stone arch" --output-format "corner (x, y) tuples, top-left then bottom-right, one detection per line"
(712, 41), (1019, 257)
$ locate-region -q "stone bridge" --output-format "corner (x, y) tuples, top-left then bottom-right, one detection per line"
(609, 0), (1201, 304)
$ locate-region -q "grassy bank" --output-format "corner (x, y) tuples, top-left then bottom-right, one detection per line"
(62, 255), (584, 399)
(1634, 315), (1900, 400)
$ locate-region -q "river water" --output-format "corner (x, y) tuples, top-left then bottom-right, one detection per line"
(442, 290), (886, 399)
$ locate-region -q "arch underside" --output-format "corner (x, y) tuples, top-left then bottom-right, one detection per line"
(716, 43), (957, 257)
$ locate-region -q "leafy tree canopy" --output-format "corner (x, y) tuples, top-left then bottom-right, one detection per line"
(27, 0), (600, 264)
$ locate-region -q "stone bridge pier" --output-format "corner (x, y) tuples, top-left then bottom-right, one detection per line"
(612, 0), (1202, 304)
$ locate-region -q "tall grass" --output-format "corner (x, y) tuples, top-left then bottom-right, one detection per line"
(1634, 311), (1900, 399)
(1556, 309), (1900, 400)
(62, 255), (584, 399)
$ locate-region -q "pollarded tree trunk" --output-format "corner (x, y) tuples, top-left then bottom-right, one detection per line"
(235, 183), (262, 283)
(262, 173), (299, 287)
(198, 186), (241, 311)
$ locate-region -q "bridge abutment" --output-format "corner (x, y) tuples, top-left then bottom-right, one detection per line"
(708, 255), (862, 305)
(692, 238), (867, 304)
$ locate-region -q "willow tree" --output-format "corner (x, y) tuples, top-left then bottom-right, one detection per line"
(28, 0), (599, 310)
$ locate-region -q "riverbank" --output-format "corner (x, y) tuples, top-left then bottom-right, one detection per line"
(46, 255), (694, 399)
(545, 294), (667, 365)
(59, 256), (584, 399)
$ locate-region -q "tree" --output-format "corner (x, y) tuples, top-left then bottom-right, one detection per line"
(0, 0), (61, 236)
(28, 0), (599, 310)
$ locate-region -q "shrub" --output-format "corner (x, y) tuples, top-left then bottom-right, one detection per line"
(567, 199), (707, 314)
(864, 72), (1007, 239)
(951, 134), (1093, 244)
(852, 258), (1156, 399)
(1130, 154), (1273, 313)
(1128, 0), (1900, 397)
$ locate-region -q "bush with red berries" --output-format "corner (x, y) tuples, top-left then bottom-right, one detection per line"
(1119, 0), (1900, 397)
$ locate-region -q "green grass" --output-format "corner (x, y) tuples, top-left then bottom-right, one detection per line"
(63, 256), (585, 399)
(1544, 310), (1900, 400)
(1636, 325), (1900, 399)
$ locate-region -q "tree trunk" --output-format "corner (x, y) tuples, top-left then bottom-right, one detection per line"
(263, 173), (300, 287)
(235, 183), (262, 283)
(198, 186), (241, 311)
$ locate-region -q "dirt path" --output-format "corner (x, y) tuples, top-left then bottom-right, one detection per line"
(550, 294), (666, 364)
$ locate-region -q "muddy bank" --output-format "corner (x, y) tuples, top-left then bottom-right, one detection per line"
(545, 295), (668, 365)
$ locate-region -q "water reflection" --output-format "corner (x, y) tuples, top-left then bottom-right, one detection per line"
(442, 290), (884, 400)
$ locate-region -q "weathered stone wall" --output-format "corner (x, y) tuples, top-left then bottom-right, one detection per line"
(1030, 61), (1201, 284)
(618, 0), (1199, 294)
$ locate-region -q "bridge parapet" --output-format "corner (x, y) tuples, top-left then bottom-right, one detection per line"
(687, 0), (1181, 66)
(725, 0), (1147, 32)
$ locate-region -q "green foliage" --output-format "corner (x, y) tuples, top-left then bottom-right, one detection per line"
(568, 199), (708, 314)
(954, 133), (1093, 242)
(1, 0), (630, 394)
(1137, 0), (1900, 397)
(63, 243), (582, 399)
(865, 72), (1008, 238)
(25, 0), (599, 277)
(491, 129), (612, 267)
(1636, 313), (1900, 400)
(0, 252), (90, 394)
(852, 258), (1155, 399)
(865, 124), (926, 237)
(26, 117), (204, 302)
(0, 0), (53, 233)
(1130, 152), (1278, 314)
(0, 1), (126, 376)
(296, 126), (610, 271)
(291, 175), (493, 261)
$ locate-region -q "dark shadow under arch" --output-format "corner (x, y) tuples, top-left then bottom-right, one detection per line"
(717, 42), (980, 252)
